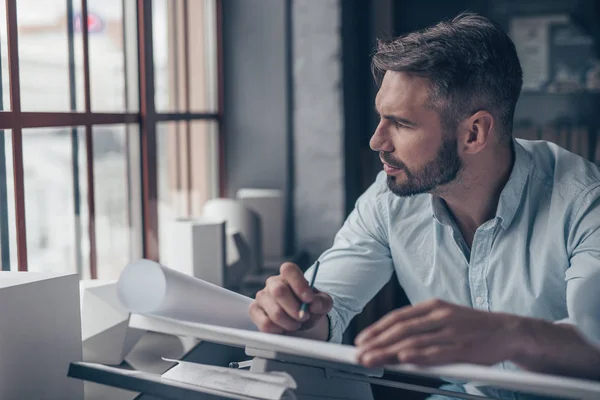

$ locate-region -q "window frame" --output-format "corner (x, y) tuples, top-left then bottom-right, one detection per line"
(0, 0), (224, 276)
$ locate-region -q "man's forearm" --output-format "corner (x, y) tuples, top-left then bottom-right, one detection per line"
(509, 316), (600, 380)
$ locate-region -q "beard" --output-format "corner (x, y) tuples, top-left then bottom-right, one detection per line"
(382, 136), (463, 197)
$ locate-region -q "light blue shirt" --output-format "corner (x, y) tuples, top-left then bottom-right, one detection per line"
(305, 139), (600, 349)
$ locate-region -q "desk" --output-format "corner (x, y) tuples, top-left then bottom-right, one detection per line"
(71, 317), (600, 400)
(71, 339), (575, 400)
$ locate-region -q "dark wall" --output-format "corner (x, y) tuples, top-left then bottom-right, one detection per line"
(341, 0), (373, 216)
(221, 0), (294, 254)
(393, 0), (488, 34)
(221, 0), (291, 198)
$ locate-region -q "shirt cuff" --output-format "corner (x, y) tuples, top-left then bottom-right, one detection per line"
(554, 317), (575, 325)
(326, 309), (343, 343)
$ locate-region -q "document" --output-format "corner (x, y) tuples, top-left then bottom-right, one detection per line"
(129, 314), (359, 366)
(117, 259), (256, 330)
(162, 359), (296, 400)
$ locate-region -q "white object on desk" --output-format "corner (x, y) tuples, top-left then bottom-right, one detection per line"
(236, 189), (284, 261)
(203, 198), (263, 272)
(125, 331), (199, 374)
(168, 217), (226, 287)
(226, 230), (253, 289)
(0, 272), (83, 399)
(80, 279), (144, 365)
(117, 259), (256, 330)
(162, 358), (297, 400)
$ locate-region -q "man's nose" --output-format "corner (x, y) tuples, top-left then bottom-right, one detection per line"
(369, 124), (394, 153)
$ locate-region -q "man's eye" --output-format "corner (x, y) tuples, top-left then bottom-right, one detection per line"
(395, 121), (405, 129)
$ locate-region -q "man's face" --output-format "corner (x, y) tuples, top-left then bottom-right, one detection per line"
(370, 71), (463, 197)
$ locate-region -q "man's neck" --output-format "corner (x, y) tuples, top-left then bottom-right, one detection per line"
(438, 144), (515, 248)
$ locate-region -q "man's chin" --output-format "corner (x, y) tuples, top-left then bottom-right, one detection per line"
(386, 176), (430, 197)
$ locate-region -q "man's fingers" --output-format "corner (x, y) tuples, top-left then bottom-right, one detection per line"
(308, 292), (333, 315)
(358, 331), (453, 367)
(355, 300), (440, 345)
(356, 315), (444, 352)
(398, 344), (462, 366)
(358, 346), (401, 368)
(267, 277), (306, 322)
(249, 262), (333, 336)
(357, 330), (451, 362)
(280, 262), (313, 302)
(258, 290), (303, 331)
(248, 302), (285, 334)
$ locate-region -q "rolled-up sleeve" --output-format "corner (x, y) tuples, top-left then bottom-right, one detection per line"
(564, 185), (600, 337)
(304, 172), (394, 343)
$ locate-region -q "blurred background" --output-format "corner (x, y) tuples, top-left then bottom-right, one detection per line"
(1, 0), (600, 362)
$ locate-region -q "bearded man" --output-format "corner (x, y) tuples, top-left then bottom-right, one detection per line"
(248, 12), (600, 383)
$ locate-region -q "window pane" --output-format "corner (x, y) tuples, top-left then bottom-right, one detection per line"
(17, 0), (85, 111)
(189, 120), (219, 204)
(153, 0), (185, 113)
(93, 124), (142, 280)
(153, 0), (218, 113)
(19, 127), (88, 275)
(188, 0), (218, 113)
(0, 130), (17, 270)
(156, 120), (219, 266)
(157, 121), (186, 268)
(88, 0), (139, 112)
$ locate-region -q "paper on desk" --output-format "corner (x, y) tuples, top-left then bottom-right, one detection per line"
(162, 359), (296, 388)
(117, 259), (256, 331)
(162, 359), (296, 400)
(130, 314), (359, 366)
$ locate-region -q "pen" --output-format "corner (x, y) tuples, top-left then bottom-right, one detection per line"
(299, 260), (320, 320)
(228, 360), (252, 369)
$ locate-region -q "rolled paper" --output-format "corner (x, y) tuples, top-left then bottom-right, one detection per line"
(117, 259), (256, 331)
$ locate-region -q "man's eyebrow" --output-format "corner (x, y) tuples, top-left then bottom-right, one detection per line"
(385, 115), (417, 126)
(375, 105), (417, 126)
(374, 105), (417, 127)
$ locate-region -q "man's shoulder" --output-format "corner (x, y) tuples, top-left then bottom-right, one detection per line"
(517, 139), (600, 200)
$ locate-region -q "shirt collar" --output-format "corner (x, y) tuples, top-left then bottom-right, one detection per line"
(495, 140), (532, 229)
(430, 139), (532, 230)
(431, 195), (452, 226)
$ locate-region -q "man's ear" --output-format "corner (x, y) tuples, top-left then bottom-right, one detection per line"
(459, 111), (494, 154)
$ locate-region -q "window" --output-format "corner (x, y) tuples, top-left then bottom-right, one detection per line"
(0, 0), (222, 277)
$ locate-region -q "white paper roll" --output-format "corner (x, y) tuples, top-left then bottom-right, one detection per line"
(117, 259), (256, 331)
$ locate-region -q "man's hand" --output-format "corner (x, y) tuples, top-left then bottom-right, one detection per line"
(249, 262), (333, 338)
(355, 299), (522, 368)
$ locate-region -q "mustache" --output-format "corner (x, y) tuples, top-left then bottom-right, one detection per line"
(380, 152), (406, 170)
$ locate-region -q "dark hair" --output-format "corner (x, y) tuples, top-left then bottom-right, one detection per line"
(372, 12), (523, 141)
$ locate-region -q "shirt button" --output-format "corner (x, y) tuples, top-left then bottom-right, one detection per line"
(475, 297), (484, 305)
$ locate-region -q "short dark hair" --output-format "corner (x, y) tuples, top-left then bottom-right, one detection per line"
(372, 12), (523, 141)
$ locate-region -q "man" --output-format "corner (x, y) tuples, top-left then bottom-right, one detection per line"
(248, 12), (600, 380)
